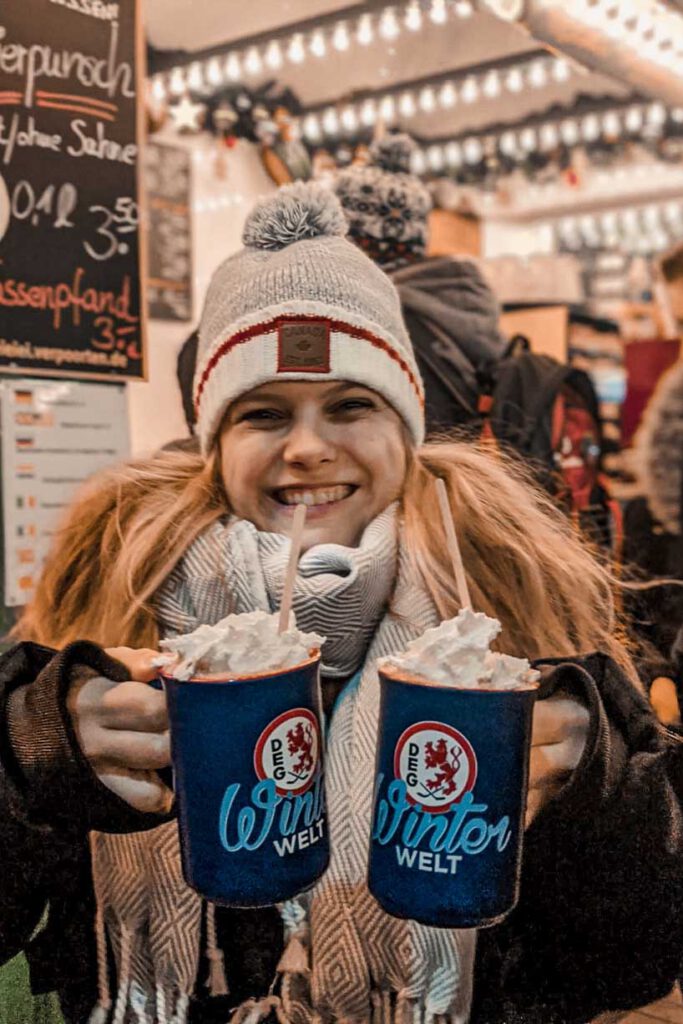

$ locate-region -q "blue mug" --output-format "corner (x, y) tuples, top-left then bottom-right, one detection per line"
(368, 667), (537, 928)
(161, 655), (329, 907)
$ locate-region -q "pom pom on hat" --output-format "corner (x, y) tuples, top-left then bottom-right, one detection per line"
(242, 182), (348, 251)
(370, 133), (417, 174)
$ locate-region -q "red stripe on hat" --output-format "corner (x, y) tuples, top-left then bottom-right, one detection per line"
(194, 314), (424, 414)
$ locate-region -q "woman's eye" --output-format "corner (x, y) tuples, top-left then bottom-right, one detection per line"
(333, 399), (375, 414)
(239, 408), (285, 424)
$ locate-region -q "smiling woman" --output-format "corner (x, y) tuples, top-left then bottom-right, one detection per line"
(220, 380), (407, 549)
(5, 182), (683, 1024)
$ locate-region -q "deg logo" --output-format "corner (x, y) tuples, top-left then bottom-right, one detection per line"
(254, 707), (321, 797)
(394, 720), (477, 813)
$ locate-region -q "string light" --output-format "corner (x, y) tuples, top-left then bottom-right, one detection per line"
(163, 32), (574, 109)
(288, 34), (306, 63)
(332, 22), (350, 51)
(152, 76), (167, 102)
(520, 126), (537, 152)
(428, 145), (445, 170)
(379, 7), (401, 40)
(647, 101), (667, 127)
(360, 98), (377, 125)
(454, 0), (474, 14)
(528, 60), (548, 88)
(500, 130), (518, 156)
(169, 67), (186, 95)
(357, 13), (374, 44)
(419, 86), (436, 113)
(430, 0), (448, 24)
(206, 58), (223, 87)
(463, 137), (483, 164)
(187, 62), (203, 91)
(244, 47), (263, 76)
(405, 1), (422, 30)
(540, 122), (559, 149)
(625, 106), (643, 132)
(482, 70), (501, 98)
(581, 112), (601, 141)
(399, 91), (417, 117)
(602, 110), (621, 137)
(439, 81), (458, 107)
(461, 77), (479, 103)
(379, 94), (397, 121)
(411, 150), (427, 175)
(554, 199), (683, 254)
(553, 58), (571, 82)
(310, 31), (327, 57)
(445, 141), (463, 166)
(302, 114), (321, 141)
(341, 105), (358, 132)
(322, 108), (339, 135)
(506, 67), (524, 92)
(265, 40), (283, 69)
(224, 53), (241, 81)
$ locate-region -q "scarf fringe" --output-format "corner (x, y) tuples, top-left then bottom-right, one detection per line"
(111, 925), (131, 1024)
(233, 995), (288, 1024)
(205, 902), (230, 996)
(278, 899), (310, 976)
(88, 901), (112, 1024)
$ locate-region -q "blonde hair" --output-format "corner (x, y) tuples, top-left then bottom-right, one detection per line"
(14, 439), (636, 682)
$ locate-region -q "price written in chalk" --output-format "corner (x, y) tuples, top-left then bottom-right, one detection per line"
(84, 196), (139, 261)
(92, 314), (140, 359)
(4, 177), (138, 262)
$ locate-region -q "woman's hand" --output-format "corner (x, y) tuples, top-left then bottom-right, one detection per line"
(526, 694), (590, 826)
(67, 646), (172, 814)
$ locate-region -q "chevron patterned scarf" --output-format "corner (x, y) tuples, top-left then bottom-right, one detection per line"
(89, 507), (476, 1024)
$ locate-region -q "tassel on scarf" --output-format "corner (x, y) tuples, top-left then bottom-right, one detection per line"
(205, 902), (230, 996)
(382, 990), (392, 1024)
(111, 925), (132, 1024)
(277, 899), (310, 976)
(88, 1007), (110, 1024)
(88, 889), (112, 1024)
(277, 934), (310, 975)
(233, 995), (288, 1024)
(371, 990), (383, 1024)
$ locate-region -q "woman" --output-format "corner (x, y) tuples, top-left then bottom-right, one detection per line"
(2, 184), (683, 1024)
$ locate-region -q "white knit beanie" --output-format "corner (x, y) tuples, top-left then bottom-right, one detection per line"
(194, 182), (425, 453)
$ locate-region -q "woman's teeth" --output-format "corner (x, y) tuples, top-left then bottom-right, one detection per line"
(275, 485), (355, 507)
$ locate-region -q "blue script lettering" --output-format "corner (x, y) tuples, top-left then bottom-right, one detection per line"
(372, 776), (511, 855)
(219, 774), (326, 853)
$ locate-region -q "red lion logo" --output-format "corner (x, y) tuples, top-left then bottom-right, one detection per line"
(424, 739), (463, 798)
(287, 722), (314, 777)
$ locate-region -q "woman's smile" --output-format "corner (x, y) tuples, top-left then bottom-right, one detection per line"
(268, 483), (359, 517)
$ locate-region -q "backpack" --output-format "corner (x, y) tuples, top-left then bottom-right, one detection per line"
(478, 337), (621, 553)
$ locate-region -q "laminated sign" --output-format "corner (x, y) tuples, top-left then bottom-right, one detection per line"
(0, 0), (146, 380)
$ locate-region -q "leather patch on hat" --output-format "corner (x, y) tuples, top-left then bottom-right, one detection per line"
(277, 320), (330, 373)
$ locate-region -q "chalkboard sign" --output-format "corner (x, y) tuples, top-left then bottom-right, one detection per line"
(0, 0), (146, 381)
(146, 141), (193, 321)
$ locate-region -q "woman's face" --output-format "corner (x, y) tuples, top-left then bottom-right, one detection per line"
(219, 380), (407, 551)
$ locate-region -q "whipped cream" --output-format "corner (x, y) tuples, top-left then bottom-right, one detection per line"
(156, 610), (325, 681)
(380, 608), (539, 690)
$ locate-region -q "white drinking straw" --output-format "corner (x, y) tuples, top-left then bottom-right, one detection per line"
(435, 477), (472, 612)
(278, 503), (307, 634)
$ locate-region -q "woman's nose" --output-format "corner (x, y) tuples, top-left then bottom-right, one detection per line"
(282, 420), (336, 467)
